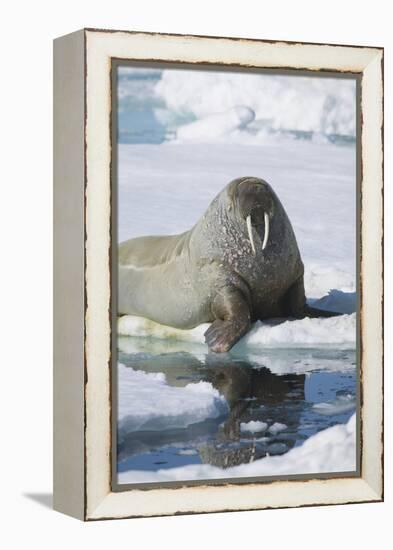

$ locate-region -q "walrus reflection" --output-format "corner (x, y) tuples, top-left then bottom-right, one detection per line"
(201, 362), (305, 468)
(118, 354), (305, 469)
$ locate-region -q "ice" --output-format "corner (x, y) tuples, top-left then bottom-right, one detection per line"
(118, 364), (228, 437)
(313, 394), (356, 416)
(118, 68), (356, 142)
(268, 422), (288, 435)
(310, 289), (356, 314)
(154, 70), (356, 138)
(241, 314), (355, 347)
(118, 312), (356, 349)
(240, 420), (268, 434)
(178, 449), (199, 456)
(118, 414), (356, 483)
(118, 336), (355, 375)
(176, 106), (255, 142)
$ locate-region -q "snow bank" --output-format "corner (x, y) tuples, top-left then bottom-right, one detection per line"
(305, 269), (356, 301)
(118, 312), (356, 349)
(241, 314), (355, 347)
(118, 364), (228, 436)
(118, 414), (356, 483)
(155, 70), (356, 139)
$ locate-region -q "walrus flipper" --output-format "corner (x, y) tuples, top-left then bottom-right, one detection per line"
(204, 286), (251, 353)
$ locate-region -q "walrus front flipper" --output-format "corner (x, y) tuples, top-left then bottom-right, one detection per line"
(204, 287), (251, 353)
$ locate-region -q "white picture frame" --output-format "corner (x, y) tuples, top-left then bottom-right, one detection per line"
(53, 28), (383, 520)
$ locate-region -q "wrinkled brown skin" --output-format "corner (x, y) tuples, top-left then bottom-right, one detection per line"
(119, 177), (339, 353)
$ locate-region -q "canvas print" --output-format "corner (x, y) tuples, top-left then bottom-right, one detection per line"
(114, 64), (358, 485)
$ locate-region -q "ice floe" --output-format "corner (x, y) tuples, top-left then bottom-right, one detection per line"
(118, 312), (356, 350)
(240, 420), (268, 434)
(118, 364), (228, 438)
(118, 414), (356, 483)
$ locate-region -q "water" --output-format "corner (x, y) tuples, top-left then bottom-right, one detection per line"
(117, 343), (356, 477)
(117, 70), (193, 144)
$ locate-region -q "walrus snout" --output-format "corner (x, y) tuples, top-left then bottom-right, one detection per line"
(246, 211), (270, 254)
(236, 179), (274, 218)
(234, 178), (274, 254)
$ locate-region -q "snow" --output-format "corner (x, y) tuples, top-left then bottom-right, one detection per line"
(118, 414), (357, 483)
(118, 364), (228, 437)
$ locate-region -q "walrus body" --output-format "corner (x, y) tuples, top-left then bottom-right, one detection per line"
(119, 177), (336, 352)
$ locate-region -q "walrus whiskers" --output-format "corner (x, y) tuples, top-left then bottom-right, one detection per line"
(246, 215), (256, 255)
(262, 212), (269, 250)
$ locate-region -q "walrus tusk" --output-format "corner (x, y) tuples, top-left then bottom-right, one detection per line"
(246, 215), (256, 256)
(262, 212), (269, 250)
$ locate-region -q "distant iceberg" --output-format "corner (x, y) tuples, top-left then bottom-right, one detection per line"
(176, 105), (255, 142)
(154, 69), (356, 140)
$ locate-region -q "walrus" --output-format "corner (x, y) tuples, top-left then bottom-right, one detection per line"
(119, 177), (338, 352)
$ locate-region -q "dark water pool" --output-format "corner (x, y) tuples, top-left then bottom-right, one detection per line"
(116, 341), (357, 477)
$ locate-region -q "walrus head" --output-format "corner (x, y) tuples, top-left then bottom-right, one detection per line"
(227, 177), (275, 255)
